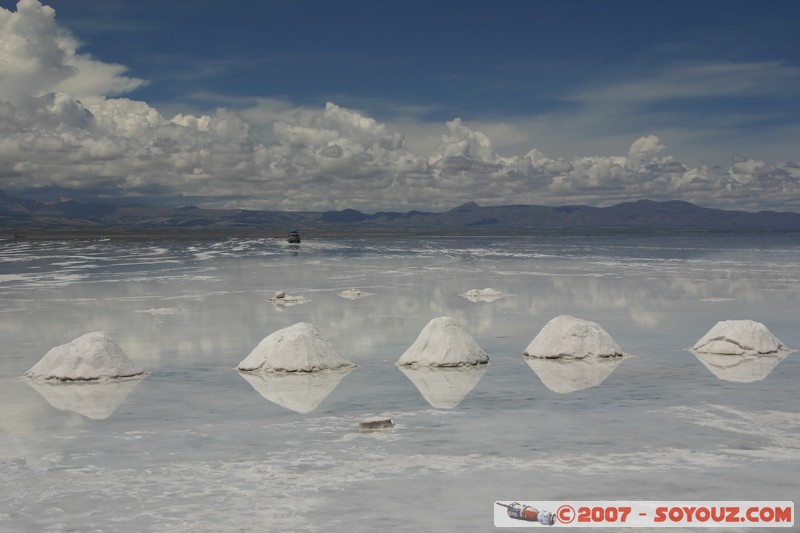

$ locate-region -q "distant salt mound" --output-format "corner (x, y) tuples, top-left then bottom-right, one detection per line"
(268, 290), (309, 307)
(238, 322), (356, 373)
(523, 315), (625, 359)
(692, 320), (788, 355)
(24, 331), (145, 381)
(462, 288), (503, 302)
(397, 316), (489, 367)
(339, 288), (367, 300)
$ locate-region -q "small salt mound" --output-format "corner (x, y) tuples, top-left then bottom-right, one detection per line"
(339, 288), (365, 300)
(462, 288), (503, 302)
(238, 322), (356, 373)
(25, 331), (145, 381)
(397, 316), (489, 367)
(692, 320), (787, 355)
(268, 290), (309, 307)
(523, 315), (625, 359)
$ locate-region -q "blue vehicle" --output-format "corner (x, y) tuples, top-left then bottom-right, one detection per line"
(287, 228), (301, 244)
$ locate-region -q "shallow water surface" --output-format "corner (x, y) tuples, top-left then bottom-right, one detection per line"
(1, 234), (798, 531)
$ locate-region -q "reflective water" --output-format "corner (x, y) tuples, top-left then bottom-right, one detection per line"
(1, 234), (798, 531)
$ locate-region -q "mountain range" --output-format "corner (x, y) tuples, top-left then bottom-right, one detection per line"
(3, 190), (800, 236)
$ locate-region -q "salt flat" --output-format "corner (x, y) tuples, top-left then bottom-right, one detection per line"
(1, 233), (798, 531)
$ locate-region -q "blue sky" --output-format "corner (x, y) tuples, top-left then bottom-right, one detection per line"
(1, 0), (799, 211)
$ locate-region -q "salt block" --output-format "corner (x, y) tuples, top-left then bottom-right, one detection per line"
(359, 418), (394, 430)
(25, 331), (145, 381)
(523, 315), (625, 359)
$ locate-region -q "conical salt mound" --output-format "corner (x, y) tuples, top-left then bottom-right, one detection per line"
(692, 320), (787, 355)
(24, 331), (145, 381)
(523, 315), (625, 359)
(397, 316), (489, 367)
(237, 322), (355, 372)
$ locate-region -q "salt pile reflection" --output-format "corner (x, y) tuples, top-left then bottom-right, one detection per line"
(24, 375), (145, 420)
(237, 367), (354, 413)
(691, 351), (791, 383)
(398, 365), (488, 408)
(523, 355), (628, 393)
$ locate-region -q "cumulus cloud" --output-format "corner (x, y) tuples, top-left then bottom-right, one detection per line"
(628, 134), (665, 162)
(1, 1), (799, 212)
(0, 0), (145, 102)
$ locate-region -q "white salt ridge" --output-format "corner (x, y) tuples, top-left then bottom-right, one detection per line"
(24, 331), (146, 381)
(238, 322), (356, 373)
(523, 315), (626, 359)
(136, 307), (181, 315)
(692, 319), (788, 355)
(397, 316), (489, 367)
(461, 288), (503, 302)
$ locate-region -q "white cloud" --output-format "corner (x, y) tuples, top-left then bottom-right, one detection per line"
(628, 134), (665, 163)
(3, 89), (800, 211)
(0, 0), (145, 103)
(577, 61), (800, 107)
(0, 1), (799, 213)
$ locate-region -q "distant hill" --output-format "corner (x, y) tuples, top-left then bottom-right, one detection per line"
(337, 199), (800, 231)
(3, 190), (800, 235)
